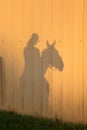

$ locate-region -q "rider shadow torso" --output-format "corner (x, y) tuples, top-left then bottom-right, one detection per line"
(20, 34), (43, 115)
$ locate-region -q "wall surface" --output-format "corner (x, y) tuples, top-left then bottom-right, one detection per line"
(0, 0), (87, 123)
(0, 57), (2, 107)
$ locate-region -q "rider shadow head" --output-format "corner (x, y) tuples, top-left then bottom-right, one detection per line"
(23, 33), (40, 65)
(27, 33), (39, 47)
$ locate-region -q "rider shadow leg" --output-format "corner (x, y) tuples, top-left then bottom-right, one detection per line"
(42, 77), (49, 117)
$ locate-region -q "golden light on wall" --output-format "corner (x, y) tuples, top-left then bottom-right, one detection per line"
(0, 0), (87, 123)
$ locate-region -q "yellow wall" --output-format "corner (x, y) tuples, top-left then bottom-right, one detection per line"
(0, 0), (87, 123)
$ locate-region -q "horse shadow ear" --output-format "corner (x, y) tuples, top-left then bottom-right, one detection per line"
(52, 40), (56, 47)
(46, 40), (50, 47)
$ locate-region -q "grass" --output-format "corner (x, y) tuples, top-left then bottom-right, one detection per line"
(0, 111), (87, 130)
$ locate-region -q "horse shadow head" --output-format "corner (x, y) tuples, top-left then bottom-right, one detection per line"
(42, 40), (64, 72)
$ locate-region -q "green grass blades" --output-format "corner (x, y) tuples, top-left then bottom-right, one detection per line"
(0, 111), (87, 130)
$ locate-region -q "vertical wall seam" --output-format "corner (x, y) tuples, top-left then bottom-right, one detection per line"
(83, 0), (85, 122)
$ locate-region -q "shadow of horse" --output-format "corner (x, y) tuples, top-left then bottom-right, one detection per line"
(19, 34), (64, 116)
(41, 40), (64, 116)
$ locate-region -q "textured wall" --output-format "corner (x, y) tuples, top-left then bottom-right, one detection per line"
(0, 57), (2, 107)
(0, 0), (87, 123)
